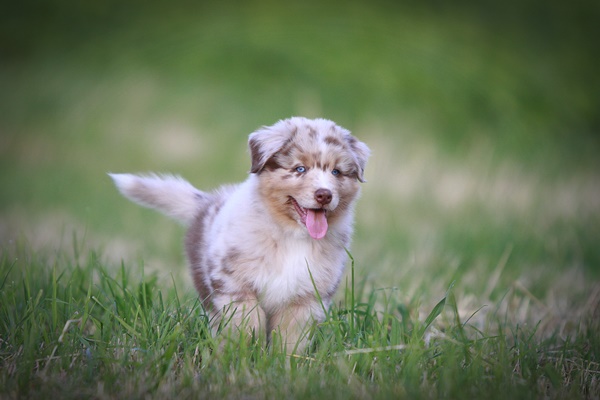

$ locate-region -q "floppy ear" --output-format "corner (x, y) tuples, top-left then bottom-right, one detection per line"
(248, 120), (297, 173)
(346, 134), (371, 183)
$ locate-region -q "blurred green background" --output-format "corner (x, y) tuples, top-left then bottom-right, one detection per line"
(1, 0), (599, 307)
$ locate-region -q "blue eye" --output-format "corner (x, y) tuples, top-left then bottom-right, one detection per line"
(295, 166), (306, 173)
(332, 169), (340, 176)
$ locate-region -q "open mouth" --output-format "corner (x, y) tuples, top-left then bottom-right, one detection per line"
(289, 197), (328, 240)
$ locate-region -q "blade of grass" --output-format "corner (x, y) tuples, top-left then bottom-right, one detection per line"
(419, 281), (456, 338)
(91, 295), (142, 338)
(346, 249), (356, 339)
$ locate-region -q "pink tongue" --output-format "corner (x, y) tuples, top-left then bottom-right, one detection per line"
(306, 209), (328, 239)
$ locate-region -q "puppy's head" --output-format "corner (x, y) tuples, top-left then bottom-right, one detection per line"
(248, 117), (370, 240)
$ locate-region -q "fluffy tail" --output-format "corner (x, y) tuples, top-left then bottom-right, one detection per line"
(109, 173), (202, 226)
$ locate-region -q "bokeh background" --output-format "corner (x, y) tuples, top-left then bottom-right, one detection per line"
(1, 0), (599, 324)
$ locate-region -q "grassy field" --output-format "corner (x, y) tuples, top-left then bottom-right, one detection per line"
(1, 1), (599, 398)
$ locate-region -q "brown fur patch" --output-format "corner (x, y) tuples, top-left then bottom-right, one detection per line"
(185, 195), (226, 309)
(185, 208), (211, 307)
(249, 139), (263, 174)
(222, 248), (242, 275)
(211, 278), (225, 292)
(324, 135), (343, 147)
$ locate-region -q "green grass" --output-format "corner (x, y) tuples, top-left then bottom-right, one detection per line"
(1, 0), (600, 398)
(1, 244), (598, 399)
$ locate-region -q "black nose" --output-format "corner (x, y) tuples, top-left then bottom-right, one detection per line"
(314, 188), (332, 205)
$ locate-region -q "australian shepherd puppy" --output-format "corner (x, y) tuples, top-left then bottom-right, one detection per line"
(110, 117), (370, 352)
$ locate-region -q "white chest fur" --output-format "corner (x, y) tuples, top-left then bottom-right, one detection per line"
(251, 238), (336, 311)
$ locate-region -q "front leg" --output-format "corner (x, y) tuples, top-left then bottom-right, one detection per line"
(268, 299), (327, 354)
(211, 293), (266, 344)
